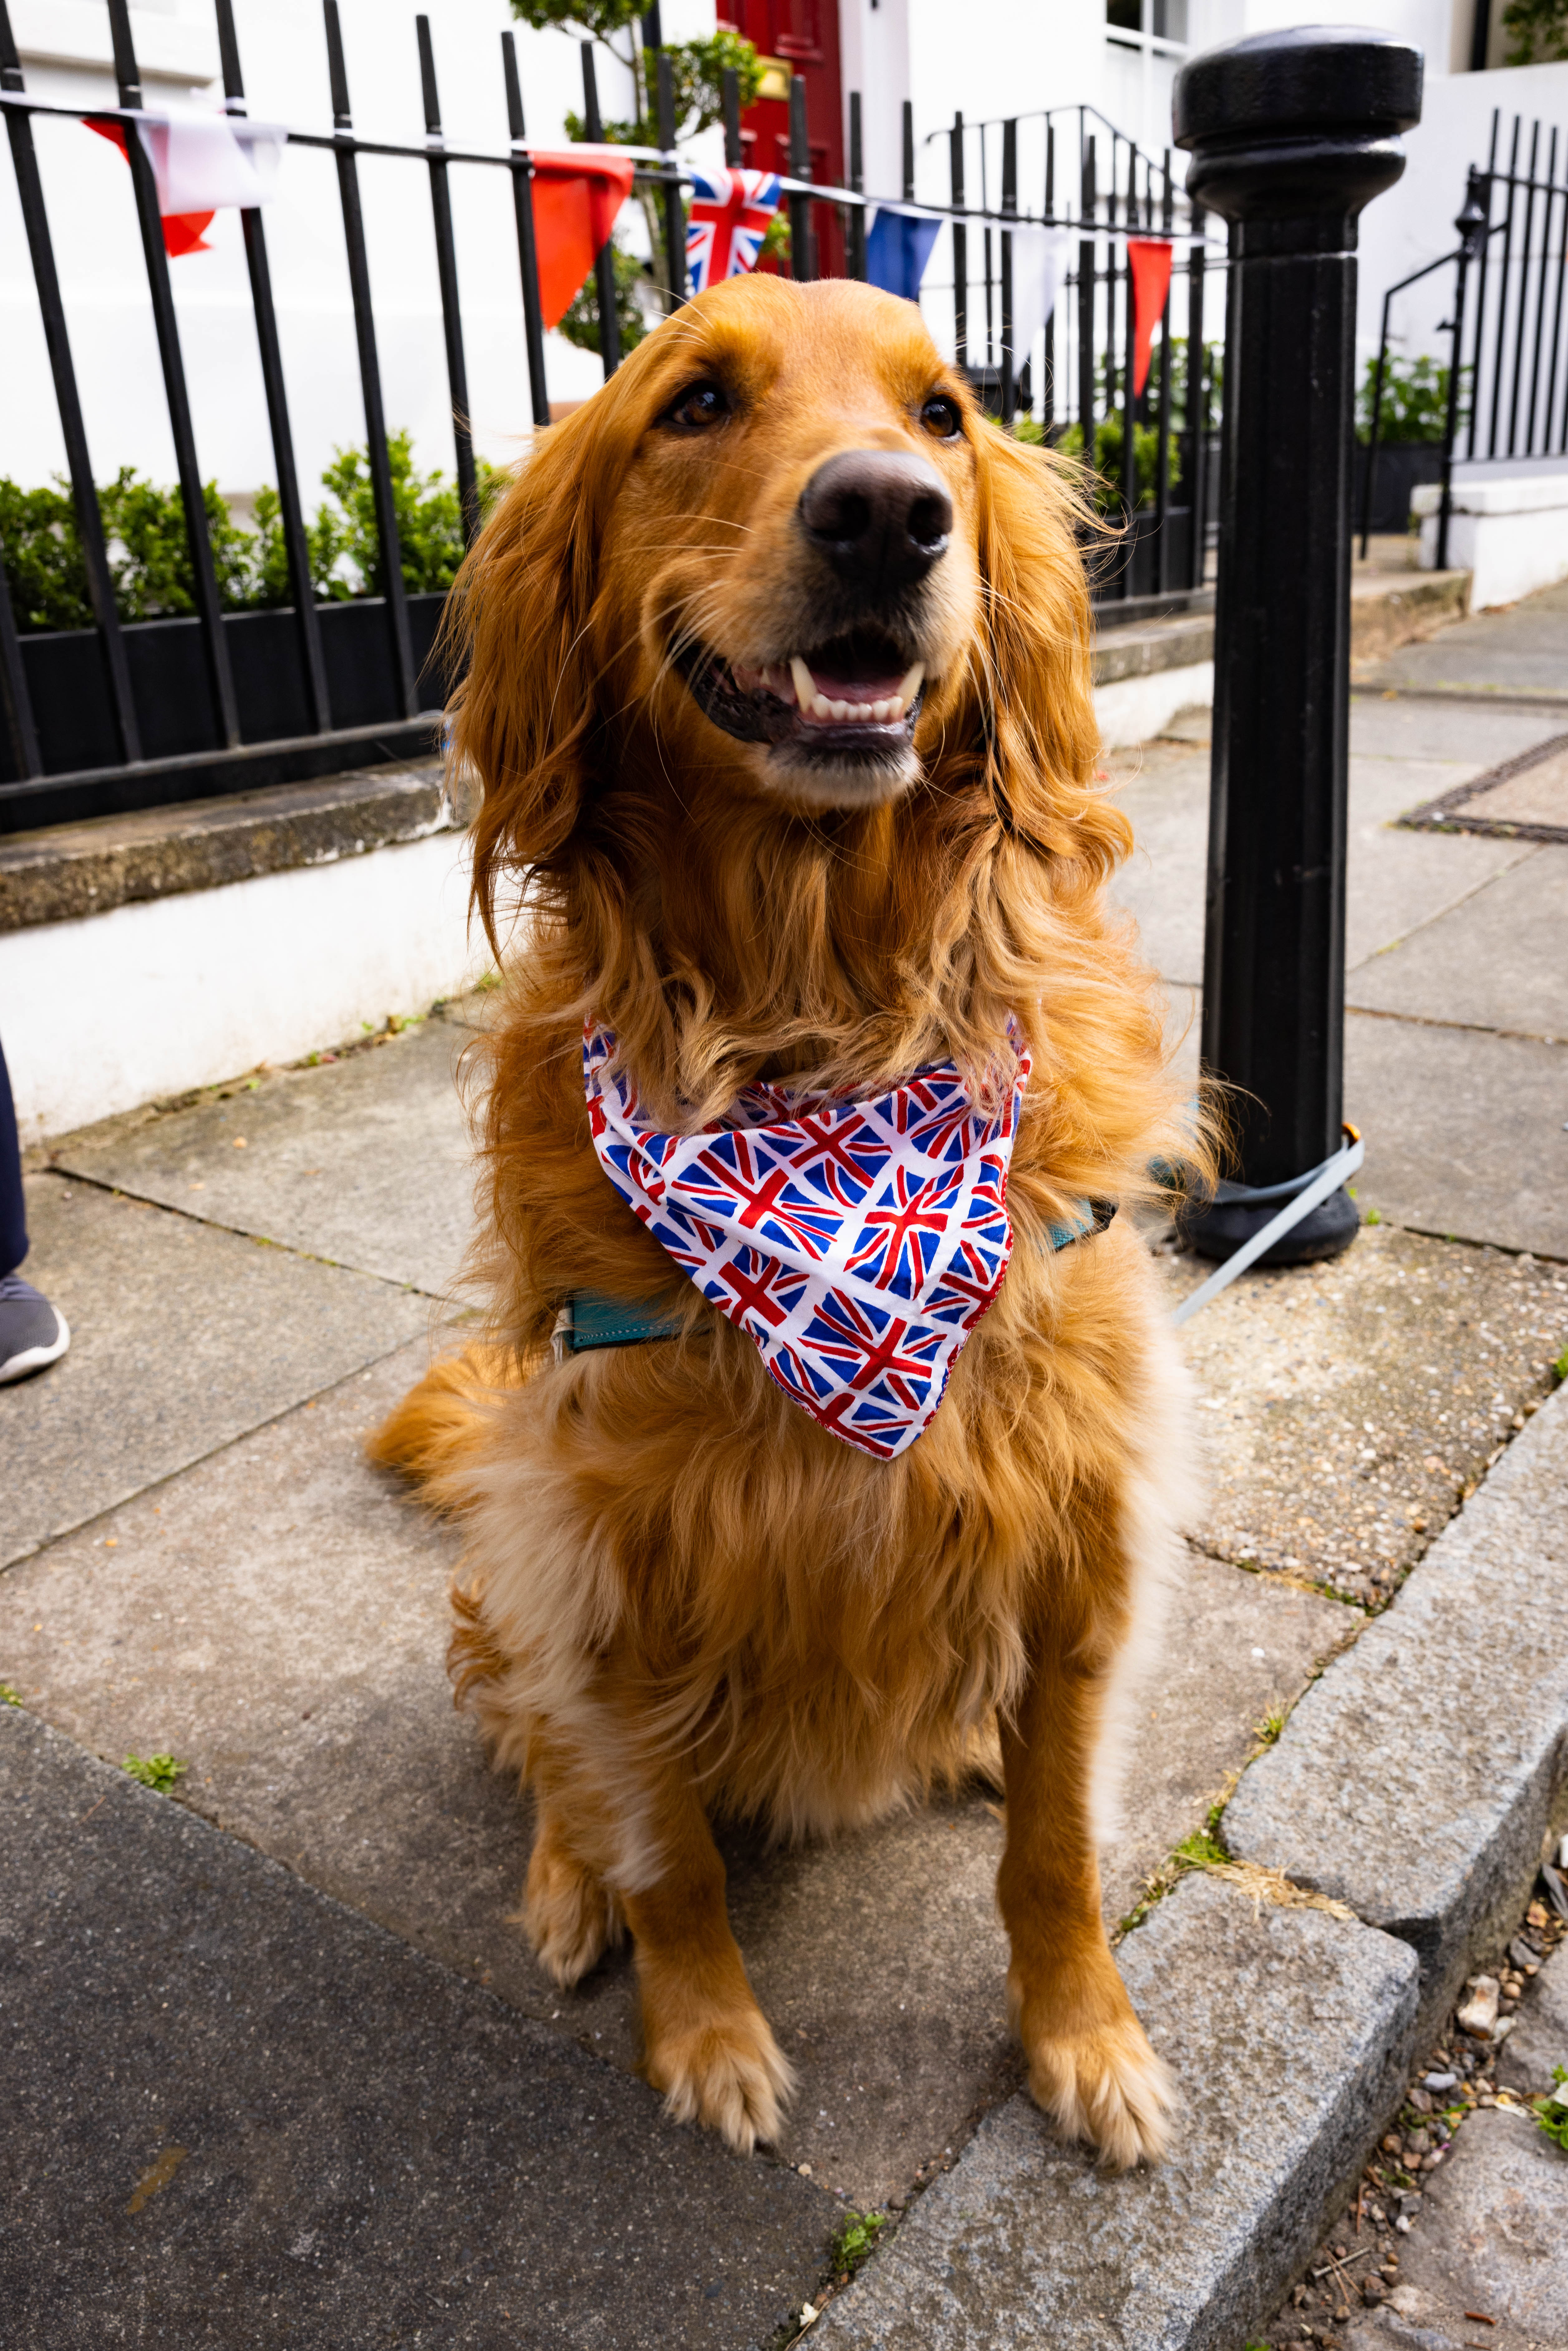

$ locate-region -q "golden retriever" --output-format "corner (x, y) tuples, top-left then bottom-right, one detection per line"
(371, 271), (1196, 2171)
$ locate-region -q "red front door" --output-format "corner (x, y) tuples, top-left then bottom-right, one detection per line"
(722, 0), (845, 279)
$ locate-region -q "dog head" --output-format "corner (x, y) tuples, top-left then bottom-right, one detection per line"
(454, 275), (1106, 937)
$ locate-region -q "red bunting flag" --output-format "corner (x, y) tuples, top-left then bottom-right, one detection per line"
(1127, 237), (1174, 399)
(527, 150), (636, 331)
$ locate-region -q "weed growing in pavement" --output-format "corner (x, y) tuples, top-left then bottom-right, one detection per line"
(123, 1752), (186, 1795)
(1534, 2066), (1568, 2151)
(0, 1681), (21, 1705)
(1252, 1710), (1285, 1747)
(829, 2210), (886, 2277)
(1555, 1346), (1568, 1384)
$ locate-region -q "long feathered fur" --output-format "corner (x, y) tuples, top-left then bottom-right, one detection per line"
(371, 275), (1204, 2167)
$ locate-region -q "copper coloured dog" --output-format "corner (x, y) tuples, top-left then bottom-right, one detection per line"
(371, 272), (1198, 2169)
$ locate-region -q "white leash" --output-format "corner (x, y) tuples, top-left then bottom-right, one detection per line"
(1169, 1127), (1365, 1328)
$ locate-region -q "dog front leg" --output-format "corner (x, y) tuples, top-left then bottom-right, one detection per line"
(531, 1708), (794, 2156)
(995, 1627), (1174, 2169)
(616, 1757), (795, 2156)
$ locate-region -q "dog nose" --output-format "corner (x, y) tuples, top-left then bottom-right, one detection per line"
(798, 450), (952, 592)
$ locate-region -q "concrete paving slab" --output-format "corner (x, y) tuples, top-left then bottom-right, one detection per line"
(1349, 697), (1566, 766)
(0, 1344), (1353, 2214)
(0, 1706), (834, 2351)
(51, 1012), (478, 1302)
(1344, 2108), (1568, 2351)
(1224, 1387), (1568, 2034)
(1105, 742), (1534, 988)
(813, 1873), (1419, 2351)
(0, 1174), (428, 1569)
(1343, 1012), (1568, 1260)
(1359, 579), (1568, 697)
(1347, 845), (1567, 1040)
(1161, 1226), (1568, 1601)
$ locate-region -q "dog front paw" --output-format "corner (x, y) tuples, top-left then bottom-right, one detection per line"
(641, 2004), (796, 2155)
(1009, 1967), (1175, 2170)
(518, 1817), (624, 1988)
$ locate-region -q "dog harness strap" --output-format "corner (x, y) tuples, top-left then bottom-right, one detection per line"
(555, 1198), (1116, 1367)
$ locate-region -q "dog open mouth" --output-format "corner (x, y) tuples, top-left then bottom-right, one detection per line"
(675, 629), (926, 758)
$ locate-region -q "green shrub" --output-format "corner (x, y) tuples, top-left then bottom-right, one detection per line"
(1048, 413), (1179, 512)
(1503, 0), (1568, 62)
(1357, 352), (1455, 445)
(0, 437), (505, 632)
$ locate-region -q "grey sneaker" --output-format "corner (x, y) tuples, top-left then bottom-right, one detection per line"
(0, 1274), (70, 1384)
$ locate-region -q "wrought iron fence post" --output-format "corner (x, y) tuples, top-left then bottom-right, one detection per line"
(788, 75), (814, 281)
(579, 44), (621, 376)
(1154, 151), (1174, 593)
(1438, 169), (1488, 571)
(1077, 135), (1096, 480)
(1174, 27), (1422, 1264)
(950, 114), (967, 372)
(0, 551), (39, 783)
(1186, 197), (1207, 589)
(656, 50), (686, 309)
(847, 91), (866, 283)
(501, 30), (551, 429)
(323, 0), (418, 719)
(108, 0), (240, 749)
(0, 0), (140, 764)
(999, 117), (1017, 427)
(416, 14), (478, 542)
(720, 68), (741, 169)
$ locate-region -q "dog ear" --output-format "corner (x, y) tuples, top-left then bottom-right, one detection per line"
(448, 406), (614, 954)
(969, 424), (1129, 880)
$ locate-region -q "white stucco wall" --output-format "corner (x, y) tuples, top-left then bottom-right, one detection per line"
(0, 827), (487, 1144)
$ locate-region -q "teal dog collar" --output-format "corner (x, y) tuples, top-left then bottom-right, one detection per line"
(551, 1199), (1116, 1364)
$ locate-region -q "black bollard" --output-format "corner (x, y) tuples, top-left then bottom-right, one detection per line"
(1173, 28), (1422, 1263)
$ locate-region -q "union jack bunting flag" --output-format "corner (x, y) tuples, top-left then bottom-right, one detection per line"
(583, 1021), (1032, 1460)
(684, 166), (781, 295)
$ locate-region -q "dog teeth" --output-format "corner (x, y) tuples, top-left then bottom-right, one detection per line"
(787, 657), (925, 726)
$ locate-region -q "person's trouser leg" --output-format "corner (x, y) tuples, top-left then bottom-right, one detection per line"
(0, 1035), (27, 1278)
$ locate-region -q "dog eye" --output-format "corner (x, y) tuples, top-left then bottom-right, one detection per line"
(919, 395), (963, 441)
(663, 381), (730, 432)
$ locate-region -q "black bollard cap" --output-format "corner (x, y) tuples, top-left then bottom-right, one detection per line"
(1174, 25), (1422, 235)
(1173, 26), (1422, 152)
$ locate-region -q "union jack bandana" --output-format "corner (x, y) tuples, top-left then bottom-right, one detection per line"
(685, 166), (781, 295)
(583, 1022), (1031, 1460)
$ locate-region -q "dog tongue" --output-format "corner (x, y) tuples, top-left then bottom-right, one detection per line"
(806, 660), (906, 702)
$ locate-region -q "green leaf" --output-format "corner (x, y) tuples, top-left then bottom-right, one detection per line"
(123, 1752), (187, 1795)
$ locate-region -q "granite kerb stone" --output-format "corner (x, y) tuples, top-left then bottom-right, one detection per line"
(1224, 1385), (1568, 2037)
(812, 1873), (1419, 2351)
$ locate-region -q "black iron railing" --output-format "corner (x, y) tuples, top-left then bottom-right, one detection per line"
(926, 104), (1219, 602)
(0, 0), (1225, 832)
(1362, 109), (1568, 567)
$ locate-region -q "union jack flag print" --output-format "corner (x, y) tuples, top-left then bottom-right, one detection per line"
(684, 167), (781, 295)
(583, 1021), (1032, 1460)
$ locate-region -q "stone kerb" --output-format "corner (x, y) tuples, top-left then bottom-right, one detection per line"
(1225, 1384), (1568, 2035)
(814, 1874), (1418, 2351)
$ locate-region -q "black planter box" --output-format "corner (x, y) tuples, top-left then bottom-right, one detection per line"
(1353, 440), (1445, 538)
(1, 591), (453, 832)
